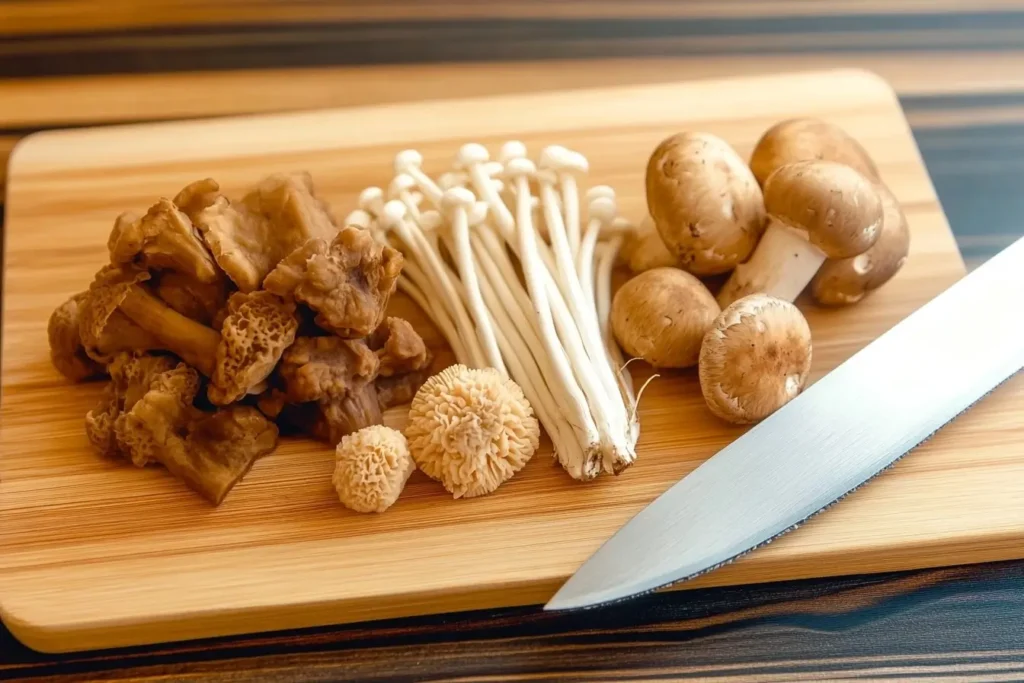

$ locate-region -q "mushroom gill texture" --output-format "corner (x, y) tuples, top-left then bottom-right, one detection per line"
(698, 294), (812, 424)
(208, 290), (299, 405)
(333, 425), (415, 513)
(48, 291), (106, 381)
(193, 172), (338, 292)
(78, 265), (162, 363)
(107, 199), (221, 284)
(406, 364), (540, 499)
(749, 117), (880, 188)
(264, 226), (404, 338)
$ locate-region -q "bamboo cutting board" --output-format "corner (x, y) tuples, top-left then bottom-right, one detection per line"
(2, 69), (1023, 654)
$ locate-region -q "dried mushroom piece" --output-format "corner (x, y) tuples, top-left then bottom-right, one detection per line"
(264, 226), (403, 338)
(48, 291), (106, 381)
(208, 291), (299, 405)
(276, 336), (382, 445)
(107, 199), (221, 285)
(376, 370), (431, 410)
(173, 178), (221, 222)
(154, 271), (229, 326)
(370, 317), (431, 377)
(78, 266), (162, 363)
(194, 172), (338, 292)
(114, 363), (201, 467)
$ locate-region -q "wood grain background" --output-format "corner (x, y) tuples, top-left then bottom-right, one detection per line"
(3, 1), (1024, 680)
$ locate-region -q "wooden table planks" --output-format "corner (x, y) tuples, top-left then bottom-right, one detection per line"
(2, 69), (1022, 656)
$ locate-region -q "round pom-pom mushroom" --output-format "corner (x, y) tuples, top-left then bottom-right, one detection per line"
(333, 425), (415, 513)
(698, 294), (812, 424)
(645, 132), (765, 276)
(611, 267), (721, 369)
(748, 117), (879, 188)
(717, 160), (883, 308)
(405, 364), (540, 499)
(810, 182), (911, 305)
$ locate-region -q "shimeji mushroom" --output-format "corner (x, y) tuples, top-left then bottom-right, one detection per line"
(698, 293), (812, 424)
(810, 182), (911, 305)
(717, 160), (883, 308)
(749, 118), (879, 188)
(646, 132), (766, 276)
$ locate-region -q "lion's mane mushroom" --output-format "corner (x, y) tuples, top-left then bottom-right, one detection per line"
(645, 132), (766, 276)
(275, 336), (382, 445)
(48, 292), (106, 381)
(333, 425), (415, 513)
(717, 160), (884, 308)
(698, 293), (812, 424)
(406, 364), (540, 499)
(107, 199), (221, 285)
(810, 182), (911, 305)
(611, 267), (721, 369)
(193, 172), (338, 292)
(78, 266), (164, 363)
(748, 117), (879, 188)
(264, 226), (404, 338)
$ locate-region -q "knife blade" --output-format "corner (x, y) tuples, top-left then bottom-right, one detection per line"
(545, 234), (1024, 612)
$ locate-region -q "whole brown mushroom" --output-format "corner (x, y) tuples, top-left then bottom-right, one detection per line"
(645, 132), (766, 276)
(749, 117), (879, 188)
(611, 267), (721, 369)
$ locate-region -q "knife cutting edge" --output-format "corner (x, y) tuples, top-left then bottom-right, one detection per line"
(545, 234), (1024, 612)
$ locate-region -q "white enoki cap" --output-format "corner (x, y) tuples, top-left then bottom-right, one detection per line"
(587, 185), (618, 222)
(344, 209), (373, 229)
(382, 199), (408, 227)
(394, 149), (424, 174)
(499, 140), (528, 164)
(540, 145), (589, 173)
(389, 173), (417, 197)
(359, 187), (386, 215)
(441, 186), (477, 213)
(457, 142), (490, 166)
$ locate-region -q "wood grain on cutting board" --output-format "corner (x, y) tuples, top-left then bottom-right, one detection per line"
(1, 69), (1021, 653)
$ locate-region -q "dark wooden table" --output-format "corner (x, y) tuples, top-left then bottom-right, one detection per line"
(3, 3), (1024, 680)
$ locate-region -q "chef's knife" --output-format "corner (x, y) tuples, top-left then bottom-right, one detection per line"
(545, 234), (1024, 612)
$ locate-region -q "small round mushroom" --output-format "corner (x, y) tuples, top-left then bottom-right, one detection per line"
(332, 425), (415, 513)
(405, 364), (540, 499)
(748, 117), (879, 187)
(717, 160), (883, 308)
(618, 215), (678, 273)
(810, 182), (911, 305)
(699, 294), (812, 424)
(645, 132), (765, 276)
(611, 267), (721, 368)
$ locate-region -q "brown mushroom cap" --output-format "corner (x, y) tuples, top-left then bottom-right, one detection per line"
(810, 183), (911, 305)
(698, 294), (812, 424)
(611, 267), (721, 368)
(749, 117), (879, 187)
(619, 215), (678, 273)
(406, 364), (540, 499)
(764, 160), (883, 259)
(333, 425), (415, 513)
(78, 266), (163, 363)
(48, 291), (106, 381)
(645, 132), (766, 275)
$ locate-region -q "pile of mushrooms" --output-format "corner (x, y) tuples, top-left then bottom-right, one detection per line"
(48, 173), (434, 505)
(613, 119), (908, 423)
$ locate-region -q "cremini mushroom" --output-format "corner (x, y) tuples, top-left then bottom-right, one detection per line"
(333, 425), (415, 513)
(810, 182), (911, 305)
(698, 293), (812, 424)
(406, 364), (540, 499)
(717, 160), (883, 308)
(611, 267), (721, 368)
(748, 117), (879, 187)
(619, 215), (678, 273)
(645, 132), (766, 276)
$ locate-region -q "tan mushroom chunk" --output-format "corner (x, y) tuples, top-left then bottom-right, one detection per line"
(619, 215), (678, 273)
(376, 370), (431, 410)
(370, 316), (432, 377)
(332, 425), (415, 513)
(749, 117), (879, 188)
(611, 268), (721, 369)
(114, 363), (201, 467)
(208, 291), (299, 405)
(107, 199), (220, 284)
(699, 294), (812, 424)
(645, 132), (766, 276)
(193, 172), (338, 292)
(276, 336), (382, 445)
(264, 226), (404, 338)
(154, 271), (229, 326)
(406, 364), (540, 499)
(78, 266), (163, 363)
(48, 291), (106, 381)
(172, 178), (221, 222)
(811, 183), (911, 305)
(718, 160), (883, 308)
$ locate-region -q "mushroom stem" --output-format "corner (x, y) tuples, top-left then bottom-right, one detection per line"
(596, 237), (639, 446)
(718, 219), (827, 307)
(117, 286), (219, 377)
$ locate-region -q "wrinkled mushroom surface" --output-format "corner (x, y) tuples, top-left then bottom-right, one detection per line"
(108, 199), (221, 284)
(78, 266), (163, 363)
(370, 316), (432, 377)
(333, 425), (415, 513)
(48, 291), (106, 381)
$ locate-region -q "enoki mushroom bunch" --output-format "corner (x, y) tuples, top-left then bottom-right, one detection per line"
(346, 142), (640, 481)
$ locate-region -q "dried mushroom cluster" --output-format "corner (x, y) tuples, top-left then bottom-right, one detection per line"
(48, 172), (433, 505)
(614, 118), (907, 424)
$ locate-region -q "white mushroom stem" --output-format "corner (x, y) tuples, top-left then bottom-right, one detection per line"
(543, 145), (586, 259)
(394, 150), (444, 208)
(381, 200), (488, 368)
(443, 187), (507, 375)
(596, 237), (639, 445)
(719, 218), (827, 307)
